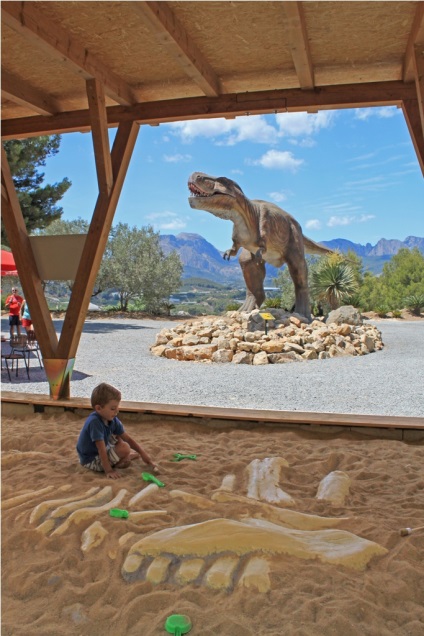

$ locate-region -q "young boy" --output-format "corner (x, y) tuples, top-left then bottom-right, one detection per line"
(77, 383), (159, 480)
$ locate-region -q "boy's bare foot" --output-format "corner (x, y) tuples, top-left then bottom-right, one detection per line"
(129, 451), (140, 461)
(115, 459), (131, 469)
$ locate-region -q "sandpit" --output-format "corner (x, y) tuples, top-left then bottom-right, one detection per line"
(2, 411), (424, 635)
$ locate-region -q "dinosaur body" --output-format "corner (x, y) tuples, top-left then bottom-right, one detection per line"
(188, 172), (332, 319)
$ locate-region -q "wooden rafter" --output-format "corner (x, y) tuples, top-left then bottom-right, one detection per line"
(132, 1), (221, 97)
(86, 79), (113, 197)
(413, 45), (424, 138)
(403, 3), (424, 83)
(57, 121), (139, 360)
(1, 1), (135, 106)
(281, 2), (314, 89)
(1, 81), (417, 140)
(401, 99), (424, 176)
(1, 68), (61, 116)
(1, 146), (58, 358)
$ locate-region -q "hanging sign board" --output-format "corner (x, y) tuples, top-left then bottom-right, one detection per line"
(29, 234), (87, 280)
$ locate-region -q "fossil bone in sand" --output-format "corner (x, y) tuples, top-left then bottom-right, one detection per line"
(49, 486), (113, 519)
(30, 487), (100, 525)
(51, 489), (127, 536)
(81, 521), (108, 553)
(170, 489), (216, 509)
(316, 471), (351, 506)
(246, 457), (294, 505)
(212, 491), (349, 530)
(2, 486), (55, 510)
(122, 517), (387, 588)
(128, 484), (159, 506)
(218, 474), (236, 492)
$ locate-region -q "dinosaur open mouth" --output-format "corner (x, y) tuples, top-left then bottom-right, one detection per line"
(188, 182), (211, 197)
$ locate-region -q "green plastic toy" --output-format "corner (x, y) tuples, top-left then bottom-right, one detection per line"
(172, 453), (197, 462)
(164, 614), (192, 635)
(109, 508), (129, 518)
(141, 472), (165, 487)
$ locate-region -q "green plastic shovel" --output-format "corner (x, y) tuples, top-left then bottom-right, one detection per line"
(141, 472), (165, 487)
(172, 453), (197, 462)
(164, 614), (192, 635)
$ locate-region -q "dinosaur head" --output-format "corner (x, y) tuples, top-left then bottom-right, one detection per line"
(188, 172), (245, 220)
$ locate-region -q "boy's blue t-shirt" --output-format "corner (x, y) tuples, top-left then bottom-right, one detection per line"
(76, 411), (125, 465)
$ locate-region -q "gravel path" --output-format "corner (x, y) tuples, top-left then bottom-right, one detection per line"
(2, 317), (423, 418)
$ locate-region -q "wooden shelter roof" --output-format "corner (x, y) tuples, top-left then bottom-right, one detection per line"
(1, 1), (423, 402)
(1, 1), (424, 167)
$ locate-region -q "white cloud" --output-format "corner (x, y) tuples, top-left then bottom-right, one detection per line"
(327, 215), (354, 227)
(163, 153), (192, 163)
(327, 213), (375, 227)
(269, 191), (287, 203)
(305, 219), (322, 230)
(354, 106), (399, 121)
(250, 150), (303, 171)
(275, 111), (335, 137)
(146, 211), (187, 231)
(165, 116), (276, 145)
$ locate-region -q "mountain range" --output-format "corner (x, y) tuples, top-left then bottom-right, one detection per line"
(159, 233), (424, 283)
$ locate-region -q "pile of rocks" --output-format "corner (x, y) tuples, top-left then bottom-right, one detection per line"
(150, 306), (384, 365)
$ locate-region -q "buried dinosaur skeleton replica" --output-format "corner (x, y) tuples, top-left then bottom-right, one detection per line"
(188, 172), (333, 319)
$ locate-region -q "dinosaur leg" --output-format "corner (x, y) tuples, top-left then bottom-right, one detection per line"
(238, 249), (266, 312)
(286, 252), (312, 321)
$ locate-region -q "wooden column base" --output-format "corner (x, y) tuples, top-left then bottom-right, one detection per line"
(43, 358), (75, 400)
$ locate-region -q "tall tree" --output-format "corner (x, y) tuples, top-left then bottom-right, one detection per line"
(2, 136), (71, 245)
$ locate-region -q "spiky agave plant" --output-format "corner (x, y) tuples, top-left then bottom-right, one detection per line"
(310, 255), (359, 311)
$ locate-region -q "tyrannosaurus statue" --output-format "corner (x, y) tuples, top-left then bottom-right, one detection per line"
(188, 172), (333, 320)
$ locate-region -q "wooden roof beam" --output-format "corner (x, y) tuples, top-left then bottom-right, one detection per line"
(281, 2), (314, 89)
(1, 81), (417, 140)
(1, 2), (136, 106)
(403, 3), (424, 83)
(1, 68), (61, 116)
(86, 79), (113, 197)
(132, 1), (221, 97)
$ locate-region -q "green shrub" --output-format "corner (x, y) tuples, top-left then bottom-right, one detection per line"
(404, 293), (424, 316)
(375, 306), (389, 318)
(263, 297), (282, 309)
(226, 301), (242, 312)
(390, 309), (402, 318)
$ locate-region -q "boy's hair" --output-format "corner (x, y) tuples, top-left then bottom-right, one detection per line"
(91, 383), (121, 409)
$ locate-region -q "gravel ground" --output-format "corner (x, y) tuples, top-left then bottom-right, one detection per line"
(2, 316), (423, 418)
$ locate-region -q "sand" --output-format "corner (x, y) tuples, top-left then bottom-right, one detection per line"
(1, 411), (424, 636)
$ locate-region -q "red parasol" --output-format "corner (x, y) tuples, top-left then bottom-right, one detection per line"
(1, 249), (18, 276)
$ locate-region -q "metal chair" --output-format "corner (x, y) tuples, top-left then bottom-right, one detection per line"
(25, 331), (43, 368)
(2, 335), (30, 380)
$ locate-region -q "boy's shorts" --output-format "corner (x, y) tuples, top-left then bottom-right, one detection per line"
(82, 435), (120, 472)
(22, 318), (32, 328)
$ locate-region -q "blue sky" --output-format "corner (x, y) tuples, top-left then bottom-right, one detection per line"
(43, 106), (423, 252)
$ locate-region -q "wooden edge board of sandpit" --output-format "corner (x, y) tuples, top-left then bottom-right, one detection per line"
(1, 391), (423, 441)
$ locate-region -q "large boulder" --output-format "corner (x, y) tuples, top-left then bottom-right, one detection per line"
(326, 306), (362, 326)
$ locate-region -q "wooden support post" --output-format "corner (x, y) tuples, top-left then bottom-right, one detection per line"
(1, 145), (58, 357)
(1, 120), (138, 399)
(57, 121), (139, 363)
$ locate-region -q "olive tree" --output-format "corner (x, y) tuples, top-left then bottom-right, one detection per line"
(102, 223), (183, 312)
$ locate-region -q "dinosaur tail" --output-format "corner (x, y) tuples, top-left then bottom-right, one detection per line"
(302, 235), (334, 256)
